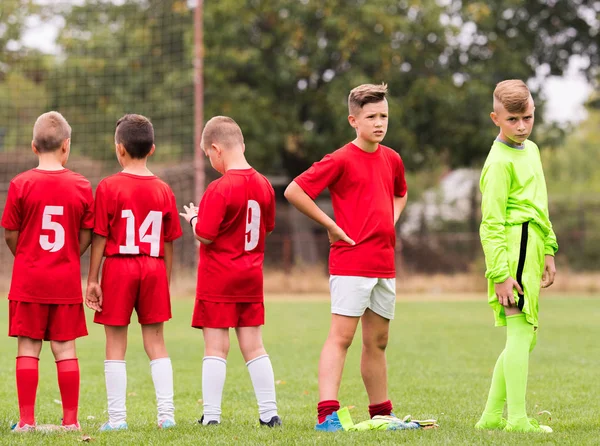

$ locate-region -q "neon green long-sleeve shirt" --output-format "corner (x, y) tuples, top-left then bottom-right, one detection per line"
(480, 139), (558, 283)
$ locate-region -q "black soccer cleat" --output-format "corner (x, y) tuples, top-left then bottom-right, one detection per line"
(198, 415), (220, 426)
(260, 416), (282, 427)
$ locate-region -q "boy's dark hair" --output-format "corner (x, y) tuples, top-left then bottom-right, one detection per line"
(115, 114), (154, 159)
(348, 83), (388, 115)
(33, 111), (71, 153)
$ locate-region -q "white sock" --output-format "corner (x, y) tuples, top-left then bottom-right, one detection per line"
(246, 354), (278, 422)
(150, 357), (175, 424)
(104, 360), (127, 426)
(202, 356), (226, 424)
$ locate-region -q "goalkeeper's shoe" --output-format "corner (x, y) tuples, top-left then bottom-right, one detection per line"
(99, 421), (128, 431)
(475, 415), (507, 430)
(504, 417), (552, 433)
(11, 422), (35, 433)
(315, 412), (343, 432)
(260, 416), (282, 427)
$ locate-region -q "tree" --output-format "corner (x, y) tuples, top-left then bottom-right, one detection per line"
(49, 0), (194, 161)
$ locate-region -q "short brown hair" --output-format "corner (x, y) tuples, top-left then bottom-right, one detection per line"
(115, 114), (154, 159)
(32, 111), (71, 153)
(201, 116), (244, 151)
(493, 80), (531, 114)
(348, 83), (388, 115)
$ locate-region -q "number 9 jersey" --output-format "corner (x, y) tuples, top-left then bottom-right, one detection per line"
(195, 168), (275, 303)
(1, 169), (94, 304)
(94, 172), (182, 257)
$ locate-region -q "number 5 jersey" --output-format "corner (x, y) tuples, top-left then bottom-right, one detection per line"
(1, 169), (94, 303)
(94, 172), (182, 257)
(195, 168), (275, 303)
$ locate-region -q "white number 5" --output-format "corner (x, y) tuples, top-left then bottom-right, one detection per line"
(39, 205), (65, 252)
(245, 200), (261, 251)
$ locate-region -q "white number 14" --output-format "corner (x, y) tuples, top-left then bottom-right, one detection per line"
(119, 210), (162, 257)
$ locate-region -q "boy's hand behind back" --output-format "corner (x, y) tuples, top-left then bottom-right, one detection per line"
(86, 282), (103, 312)
(327, 224), (355, 246)
(541, 255), (556, 288)
(494, 277), (523, 307)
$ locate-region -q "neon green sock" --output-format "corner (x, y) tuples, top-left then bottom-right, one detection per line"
(475, 350), (506, 429)
(504, 314), (535, 429)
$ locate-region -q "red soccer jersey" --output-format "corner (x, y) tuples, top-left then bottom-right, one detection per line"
(295, 142), (407, 278)
(94, 173), (182, 257)
(1, 169), (94, 304)
(195, 168), (275, 303)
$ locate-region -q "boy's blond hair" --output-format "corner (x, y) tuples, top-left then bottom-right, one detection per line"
(348, 83), (388, 115)
(33, 111), (71, 153)
(201, 116), (244, 151)
(493, 80), (531, 114)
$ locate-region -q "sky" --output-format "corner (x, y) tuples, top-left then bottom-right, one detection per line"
(18, 12), (594, 127)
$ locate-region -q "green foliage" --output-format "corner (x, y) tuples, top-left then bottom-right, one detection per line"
(1, 0), (599, 172)
(0, 297), (599, 444)
(48, 0), (194, 160)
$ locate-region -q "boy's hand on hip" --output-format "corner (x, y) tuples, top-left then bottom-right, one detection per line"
(541, 255), (556, 288)
(85, 282), (103, 312)
(327, 224), (355, 246)
(495, 277), (523, 307)
(179, 202), (198, 223)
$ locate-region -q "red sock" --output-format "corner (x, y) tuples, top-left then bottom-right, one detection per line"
(16, 356), (39, 426)
(56, 358), (80, 426)
(369, 399), (393, 418)
(317, 400), (340, 424)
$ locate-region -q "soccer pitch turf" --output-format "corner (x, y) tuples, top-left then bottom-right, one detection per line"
(0, 295), (598, 445)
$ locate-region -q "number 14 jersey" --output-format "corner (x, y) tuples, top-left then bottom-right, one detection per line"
(94, 172), (182, 257)
(196, 168), (275, 303)
(1, 169), (94, 304)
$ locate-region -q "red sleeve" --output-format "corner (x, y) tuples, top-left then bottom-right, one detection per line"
(196, 187), (227, 241)
(1, 180), (22, 231)
(265, 184), (276, 233)
(164, 189), (183, 242)
(395, 155), (408, 197)
(93, 180), (110, 236)
(294, 153), (343, 199)
(81, 183), (95, 229)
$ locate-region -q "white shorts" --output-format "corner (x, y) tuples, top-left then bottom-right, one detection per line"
(329, 275), (396, 320)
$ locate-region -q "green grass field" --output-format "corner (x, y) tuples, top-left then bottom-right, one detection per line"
(0, 295), (599, 445)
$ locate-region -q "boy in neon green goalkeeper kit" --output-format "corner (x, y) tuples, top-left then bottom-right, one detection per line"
(475, 79), (558, 433)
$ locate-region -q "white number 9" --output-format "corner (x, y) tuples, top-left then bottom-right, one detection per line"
(245, 200), (260, 251)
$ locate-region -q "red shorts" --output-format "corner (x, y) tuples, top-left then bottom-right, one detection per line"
(192, 300), (264, 329)
(9, 301), (88, 341)
(94, 256), (171, 326)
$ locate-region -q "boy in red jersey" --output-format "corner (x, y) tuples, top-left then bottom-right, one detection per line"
(285, 84), (408, 430)
(179, 116), (280, 427)
(86, 114), (182, 430)
(2, 111), (94, 432)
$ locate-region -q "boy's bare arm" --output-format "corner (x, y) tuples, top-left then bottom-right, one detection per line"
(164, 241), (173, 285)
(393, 193), (408, 224)
(79, 228), (92, 256)
(86, 233), (107, 312)
(4, 229), (18, 256)
(284, 181), (355, 245)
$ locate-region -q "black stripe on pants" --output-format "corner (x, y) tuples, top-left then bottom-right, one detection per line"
(515, 221), (529, 311)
